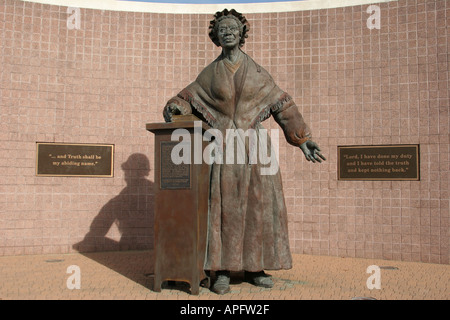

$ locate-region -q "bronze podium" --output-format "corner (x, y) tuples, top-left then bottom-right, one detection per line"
(146, 115), (210, 295)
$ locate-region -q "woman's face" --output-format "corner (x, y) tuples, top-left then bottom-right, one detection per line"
(216, 18), (241, 49)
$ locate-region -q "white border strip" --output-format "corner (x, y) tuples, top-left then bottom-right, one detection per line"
(20, 0), (397, 14)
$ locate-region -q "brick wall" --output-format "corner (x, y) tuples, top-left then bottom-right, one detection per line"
(0, 0), (448, 264)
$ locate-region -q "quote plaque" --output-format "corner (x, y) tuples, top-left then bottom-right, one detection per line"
(36, 142), (114, 177)
(338, 144), (420, 181)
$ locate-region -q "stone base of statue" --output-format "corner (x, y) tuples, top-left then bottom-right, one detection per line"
(146, 115), (210, 295)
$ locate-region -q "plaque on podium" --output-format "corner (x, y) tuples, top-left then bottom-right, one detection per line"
(146, 115), (210, 295)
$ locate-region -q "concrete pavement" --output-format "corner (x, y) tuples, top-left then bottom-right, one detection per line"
(0, 250), (448, 300)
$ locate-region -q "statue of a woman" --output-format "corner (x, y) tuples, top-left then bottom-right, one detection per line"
(163, 9), (325, 294)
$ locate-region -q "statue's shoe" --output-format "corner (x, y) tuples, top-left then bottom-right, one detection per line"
(245, 271), (274, 288)
(211, 271), (230, 295)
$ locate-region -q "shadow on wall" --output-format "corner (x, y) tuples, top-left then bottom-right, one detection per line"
(72, 153), (155, 287)
(73, 153), (154, 253)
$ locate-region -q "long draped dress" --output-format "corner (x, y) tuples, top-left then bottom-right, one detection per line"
(164, 51), (312, 272)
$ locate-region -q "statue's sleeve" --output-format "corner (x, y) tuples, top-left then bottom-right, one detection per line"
(271, 93), (312, 147)
(163, 95), (193, 122)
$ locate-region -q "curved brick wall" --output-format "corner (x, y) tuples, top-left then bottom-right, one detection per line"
(0, 0), (448, 264)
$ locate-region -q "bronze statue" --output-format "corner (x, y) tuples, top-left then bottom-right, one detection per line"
(163, 9), (325, 294)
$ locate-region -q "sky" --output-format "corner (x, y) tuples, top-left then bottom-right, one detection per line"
(120, 0), (305, 4)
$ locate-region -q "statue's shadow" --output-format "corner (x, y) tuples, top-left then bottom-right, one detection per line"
(72, 153), (155, 289)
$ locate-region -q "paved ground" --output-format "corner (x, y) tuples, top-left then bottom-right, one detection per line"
(0, 250), (448, 300)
